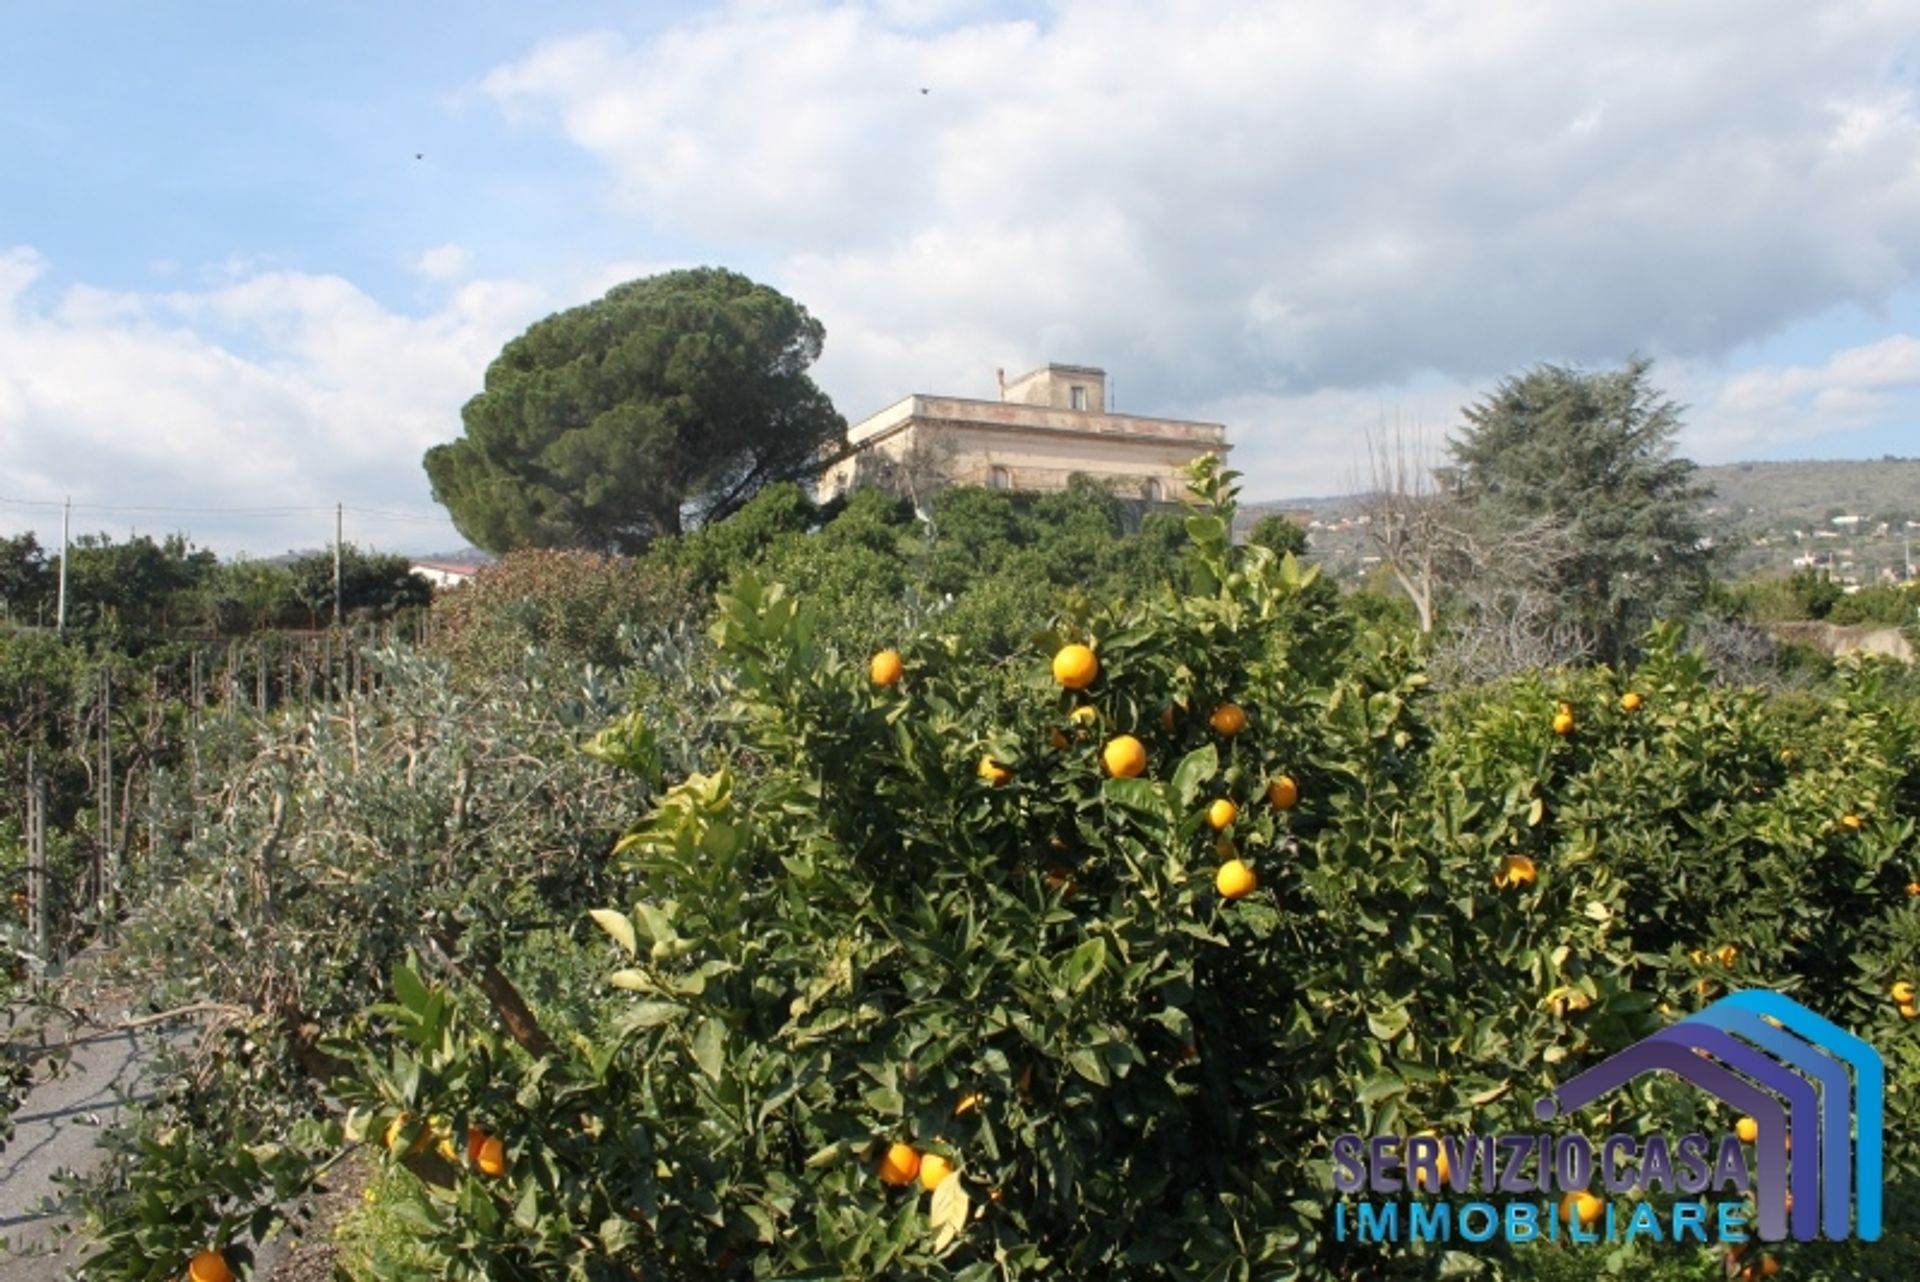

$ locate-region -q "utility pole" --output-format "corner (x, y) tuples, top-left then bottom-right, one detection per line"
(55, 495), (70, 636)
(333, 502), (343, 628)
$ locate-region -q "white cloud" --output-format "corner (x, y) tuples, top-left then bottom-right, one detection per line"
(412, 243), (474, 281)
(1686, 333), (1920, 456)
(0, 247), (553, 555)
(480, 0), (1920, 422)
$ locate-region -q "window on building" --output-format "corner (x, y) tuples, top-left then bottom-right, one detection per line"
(1143, 478), (1164, 503)
(1070, 385), (1087, 410)
(988, 465), (1011, 490)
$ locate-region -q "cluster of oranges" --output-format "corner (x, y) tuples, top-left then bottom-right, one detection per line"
(876, 1140), (955, 1193)
(1893, 980), (1917, 1020)
(874, 642), (1305, 907)
(382, 1112), (507, 1177)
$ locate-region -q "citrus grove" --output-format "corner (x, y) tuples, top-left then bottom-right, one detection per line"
(42, 459), (1920, 1280)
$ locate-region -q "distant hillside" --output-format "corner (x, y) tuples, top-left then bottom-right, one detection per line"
(1694, 458), (1920, 530)
(1237, 457), (1920, 584)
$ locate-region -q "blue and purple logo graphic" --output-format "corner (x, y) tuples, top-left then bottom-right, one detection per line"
(1331, 991), (1883, 1246)
(1542, 990), (1882, 1242)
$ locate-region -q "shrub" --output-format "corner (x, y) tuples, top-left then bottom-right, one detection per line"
(428, 549), (695, 675)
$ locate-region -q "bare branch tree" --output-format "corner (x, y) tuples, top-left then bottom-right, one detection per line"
(1359, 421), (1450, 633)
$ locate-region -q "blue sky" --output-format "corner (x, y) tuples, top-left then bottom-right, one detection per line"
(3, 1), (1919, 555)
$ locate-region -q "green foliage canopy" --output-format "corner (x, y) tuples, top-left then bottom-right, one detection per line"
(424, 268), (847, 554)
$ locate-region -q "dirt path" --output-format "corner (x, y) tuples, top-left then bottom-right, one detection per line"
(0, 999), (319, 1280)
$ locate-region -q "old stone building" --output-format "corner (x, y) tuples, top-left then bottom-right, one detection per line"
(819, 363), (1229, 502)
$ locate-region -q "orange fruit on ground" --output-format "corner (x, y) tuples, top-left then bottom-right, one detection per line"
(1052, 644), (1099, 690)
(1208, 702), (1247, 736)
(870, 649), (903, 686)
(1619, 691), (1643, 712)
(1842, 813), (1864, 831)
(1493, 853), (1537, 889)
(877, 1142), (921, 1186)
(1552, 710), (1575, 735)
(1102, 735), (1147, 778)
(1216, 859), (1257, 900)
(1560, 1189), (1604, 1227)
(1267, 774), (1300, 809)
(1735, 1116), (1758, 1143)
(918, 1152), (955, 1191)
(978, 754), (1012, 786)
(1892, 981), (1916, 1005)
(1207, 799), (1238, 830)
(187, 1250), (234, 1282)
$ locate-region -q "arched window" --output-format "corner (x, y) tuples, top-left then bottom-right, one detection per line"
(988, 465), (1011, 490)
(1143, 478), (1164, 503)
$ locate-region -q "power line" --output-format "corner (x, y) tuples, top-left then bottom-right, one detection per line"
(0, 495), (457, 525)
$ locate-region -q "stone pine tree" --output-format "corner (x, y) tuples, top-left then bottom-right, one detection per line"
(424, 268), (847, 554)
(1445, 358), (1713, 663)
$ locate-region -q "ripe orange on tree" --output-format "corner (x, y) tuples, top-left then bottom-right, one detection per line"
(1052, 643), (1099, 690)
(1619, 691), (1643, 712)
(1560, 1189), (1604, 1228)
(1216, 859), (1257, 900)
(1552, 709), (1576, 736)
(1842, 813), (1865, 831)
(1208, 702), (1247, 736)
(978, 754), (1012, 786)
(1267, 774), (1299, 809)
(187, 1249), (234, 1282)
(1207, 799), (1238, 830)
(877, 1142), (921, 1186)
(1493, 853), (1537, 889)
(919, 1152), (955, 1192)
(1736, 1116), (1758, 1143)
(1102, 735), (1147, 778)
(1892, 981), (1916, 1005)
(870, 649), (904, 686)
(467, 1126), (507, 1177)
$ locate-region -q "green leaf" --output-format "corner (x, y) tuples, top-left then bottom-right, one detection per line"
(609, 969), (654, 992)
(514, 1180), (541, 1229)
(1171, 745), (1219, 807)
(589, 909), (639, 958)
(634, 902), (678, 945)
(392, 964), (430, 1017)
(691, 1018), (726, 1080)
(929, 1176), (971, 1253)
(1068, 1048), (1111, 1085)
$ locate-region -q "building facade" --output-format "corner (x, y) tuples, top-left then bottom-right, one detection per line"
(820, 364), (1229, 502)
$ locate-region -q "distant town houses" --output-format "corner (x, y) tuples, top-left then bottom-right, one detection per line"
(409, 559), (483, 588)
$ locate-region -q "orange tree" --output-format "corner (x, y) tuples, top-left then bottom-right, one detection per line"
(324, 460), (1662, 1279)
(74, 460), (1920, 1280)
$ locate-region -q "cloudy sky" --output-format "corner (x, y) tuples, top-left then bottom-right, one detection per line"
(4, 0), (1919, 556)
